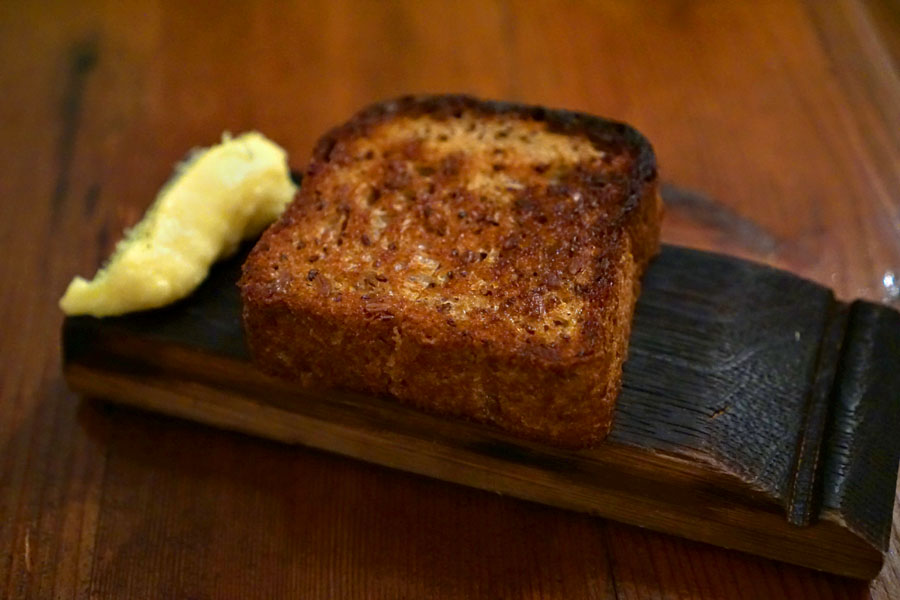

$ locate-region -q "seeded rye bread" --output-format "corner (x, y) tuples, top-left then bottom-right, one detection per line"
(240, 95), (662, 448)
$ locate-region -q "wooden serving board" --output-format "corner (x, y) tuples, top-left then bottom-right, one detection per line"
(62, 242), (900, 579)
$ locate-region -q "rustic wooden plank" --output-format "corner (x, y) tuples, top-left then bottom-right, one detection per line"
(6, 0), (900, 597)
(861, 0), (900, 73)
(0, 3), (115, 599)
(84, 407), (622, 600)
(62, 241), (900, 579)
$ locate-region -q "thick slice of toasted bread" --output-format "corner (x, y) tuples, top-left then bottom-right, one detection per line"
(240, 95), (662, 447)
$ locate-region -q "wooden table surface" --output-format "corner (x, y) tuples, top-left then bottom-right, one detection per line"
(3, 1), (900, 598)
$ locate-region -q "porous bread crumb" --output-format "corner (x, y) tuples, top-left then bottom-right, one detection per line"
(276, 113), (618, 342)
(240, 95), (661, 448)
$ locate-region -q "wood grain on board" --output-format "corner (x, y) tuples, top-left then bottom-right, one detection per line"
(61, 242), (900, 579)
(3, 0), (900, 598)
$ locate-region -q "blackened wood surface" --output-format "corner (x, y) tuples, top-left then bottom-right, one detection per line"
(62, 242), (900, 579)
(821, 303), (900, 547)
(615, 246), (835, 522)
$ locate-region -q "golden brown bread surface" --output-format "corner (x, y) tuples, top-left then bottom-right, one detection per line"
(239, 95), (662, 447)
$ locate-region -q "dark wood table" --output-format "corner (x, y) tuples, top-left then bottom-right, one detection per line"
(3, 1), (900, 597)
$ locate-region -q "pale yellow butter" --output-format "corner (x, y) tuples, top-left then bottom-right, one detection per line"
(59, 132), (297, 317)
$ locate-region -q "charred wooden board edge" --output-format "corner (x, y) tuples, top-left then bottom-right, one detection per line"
(60, 243), (900, 579)
(62, 353), (883, 579)
(615, 244), (839, 528)
(819, 301), (900, 549)
(786, 301), (848, 526)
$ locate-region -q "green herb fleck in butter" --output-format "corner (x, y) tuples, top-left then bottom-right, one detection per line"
(59, 132), (296, 317)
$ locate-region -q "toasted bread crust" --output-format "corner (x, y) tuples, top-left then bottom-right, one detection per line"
(240, 95), (661, 447)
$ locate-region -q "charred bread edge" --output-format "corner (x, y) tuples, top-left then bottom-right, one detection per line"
(310, 94), (661, 270)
